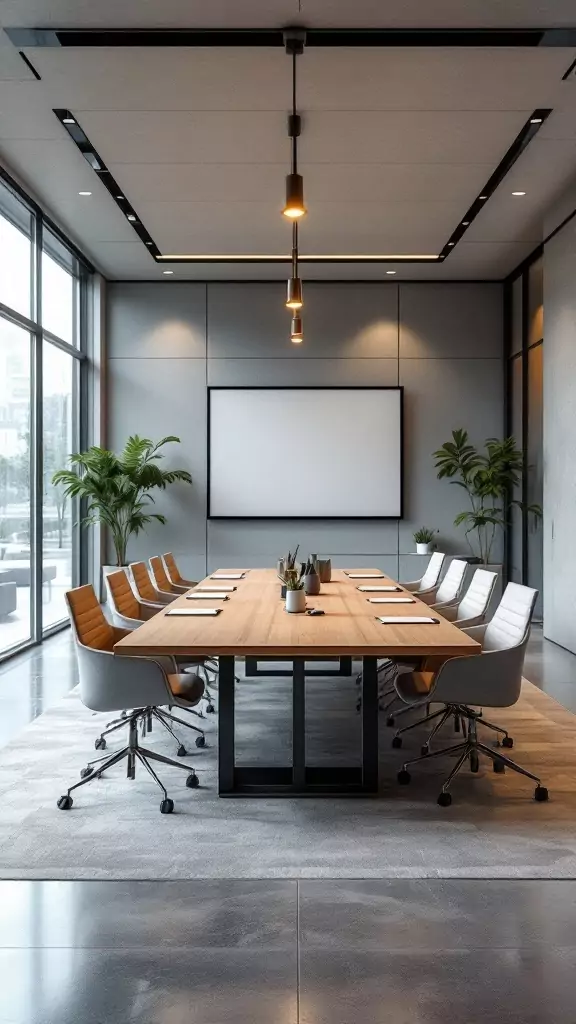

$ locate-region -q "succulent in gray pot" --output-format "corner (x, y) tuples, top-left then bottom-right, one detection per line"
(302, 558), (321, 596)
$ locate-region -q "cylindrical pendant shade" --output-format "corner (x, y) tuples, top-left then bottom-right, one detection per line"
(283, 173), (306, 219)
(286, 276), (303, 309)
(290, 315), (303, 343)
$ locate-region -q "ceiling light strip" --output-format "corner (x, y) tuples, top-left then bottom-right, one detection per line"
(53, 108), (161, 258)
(11, 28), (576, 47)
(439, 108), (551, 259)
(155, 254), (439, 262)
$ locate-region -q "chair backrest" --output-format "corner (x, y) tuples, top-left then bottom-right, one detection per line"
(419, 551), (445, 590)
(66, 584), (115, 652)
(435, 558), (467, 604)
(130, 561), (161, 602)
(163, 551), (181, 584)
(149, 554), (173, 593)
(105, 569), (140, 621)
(456, 568), (497, 622)
(483, 582), (538, 652)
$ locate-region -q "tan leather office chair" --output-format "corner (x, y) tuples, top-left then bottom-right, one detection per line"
(130, 560), (173, 606)
(150, 554), (188, 595)
(59, 585), (206, 813)
(163, 552), (197, 589)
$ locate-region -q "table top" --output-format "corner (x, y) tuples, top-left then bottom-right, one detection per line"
(114, 568), (480, 659)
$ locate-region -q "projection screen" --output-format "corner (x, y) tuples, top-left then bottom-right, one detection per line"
(207, 387), (403, 519)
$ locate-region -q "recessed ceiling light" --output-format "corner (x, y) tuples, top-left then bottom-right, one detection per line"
(62, 117), (75, 124)
(145, 241), (153, 246)
(386, 270), (396, 275)
(512, 191), (526, 196)
(78, 190), (92, 196)
(530, 117), (543, 124)
(126, 213), (137, 221)
(163, 270), (174, 275)
(462, 221), (470, 226)
(479, 195), (487, 200)
(116, 195), (124, 200)
(448, 242), (455, 246)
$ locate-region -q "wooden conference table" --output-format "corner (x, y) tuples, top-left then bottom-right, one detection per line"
(114, 568), (479, 797)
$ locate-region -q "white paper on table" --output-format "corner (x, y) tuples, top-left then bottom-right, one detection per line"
(357, 585), (401, 592)
(186, 593), (229, 600)
(376, 615), (439, 625)
(210, 573), (245, 580)
(166, 608), (222, 616)
(197, 585), (236, 592)
(346, 574), (386, 579)
(367, 597), (415, 604)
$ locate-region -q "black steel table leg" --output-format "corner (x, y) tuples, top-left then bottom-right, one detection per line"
(361, 656), (379, 793)
(339, 656), (353, 676)
(218, 655), (235, 794)
(292, 658), (306, 789)
(244, 657), (258, 677)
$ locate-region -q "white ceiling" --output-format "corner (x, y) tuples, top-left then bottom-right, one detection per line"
(0, 0), (576, 280)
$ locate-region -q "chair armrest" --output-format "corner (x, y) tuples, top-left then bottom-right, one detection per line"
(461, 624), (487, 643)
(431, 596), (459, 612)
(402, 581), (420, 592)
(138, 603), (161, 621)
(436, 603), (458, 620)
(453, 613), (485, 628)
(112, 612), (143, 630)
(433, 640), (526, 707)
(112, 626), (133, 641)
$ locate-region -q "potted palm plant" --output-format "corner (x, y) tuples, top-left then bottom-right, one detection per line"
(52, 435), (192, 570)
(434, 429), (541, 566)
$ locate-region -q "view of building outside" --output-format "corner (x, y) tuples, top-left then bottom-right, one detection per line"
(0, 184), (86, 657)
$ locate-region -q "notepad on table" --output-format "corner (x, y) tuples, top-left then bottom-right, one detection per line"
(210, 573), (245, 580)
(357, 585), (401, 592)
(186, 592), (229, 601)
(346, 574), (386, 579)
(197, 585), (236, 592)
(367, 597), (415, 604)
(166, 607), (222, 617)
(376, 615), (439, 625)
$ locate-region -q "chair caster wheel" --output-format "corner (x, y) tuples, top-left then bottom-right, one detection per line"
(437, 792), (452, 807)
(160, 798), (174, 814)
(205, 704), (215, 714)
(57, 795), (73, 810)
(535, 785), (549, 802)
(392, 736), (402, 749)
(195, 735), (206, 748)
(186, 773), (200, 788)
(493, 759), (505, 774)
(502, 736), (514, 748)
(420, 744), (429, 756)
(94, 737), (106, 750)
(386, 716), (395, 727)
(397, 769), (411, 785)
(80, 767), (93, 779)
(177, 744), (187, 757)
(470, 752), (479, 773)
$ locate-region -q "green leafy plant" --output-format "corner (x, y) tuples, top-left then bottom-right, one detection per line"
(434, 428), (541, 565)
(277, 567), (304, 591)
(283, 546), (300, 571)
(413, 526), (437, 545)
(52, 435), (192, 567)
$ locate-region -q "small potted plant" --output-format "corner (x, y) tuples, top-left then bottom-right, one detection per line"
(278, 564), (306, 613)
(413, 527), (437, 555)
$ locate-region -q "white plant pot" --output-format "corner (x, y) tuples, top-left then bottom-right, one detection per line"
(416, 543), (432, 555)
(285, 589), (306, 613)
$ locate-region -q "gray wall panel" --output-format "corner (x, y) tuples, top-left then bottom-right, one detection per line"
(208, 282), (398, 358)
(400, 283), (502, 359)
(398, 357), (504, 558)
(107, 357), (207, 567)
(107, 282), (206, 358)
(106, 281), (503, 580)
(207, 357), (398, 387)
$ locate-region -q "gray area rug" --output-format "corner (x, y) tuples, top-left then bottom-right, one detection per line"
(1, 663), (575, 880)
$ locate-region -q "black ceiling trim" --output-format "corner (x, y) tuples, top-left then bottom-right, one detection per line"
(561, 55), (576, 79)
(53, 105), (551, 266)
(18, 51), (42, 79)
(440, 109), (551, 260)
(9, 26), (576, 47)
(54, 108), (160, 258)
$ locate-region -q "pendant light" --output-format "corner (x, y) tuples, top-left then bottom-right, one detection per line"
(286, 222), (303, 310)
(290, 315), (303, 343)
(282, 30), (306, 220)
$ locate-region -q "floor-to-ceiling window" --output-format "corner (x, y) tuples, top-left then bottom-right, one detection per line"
(0, 170), (91, 659)
(506, 252), (544, 617)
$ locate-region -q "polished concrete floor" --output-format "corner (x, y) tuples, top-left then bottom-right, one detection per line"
(1, 878), (576, 1022)
(1, 628), (576, 1021)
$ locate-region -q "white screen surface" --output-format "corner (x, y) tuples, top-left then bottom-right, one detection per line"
(208, 388), (402, 518)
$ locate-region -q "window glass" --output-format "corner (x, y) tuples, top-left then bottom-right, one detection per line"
(41, 250), (75, 344)
(0, 206), (33, 320)
(0, 317), (32, 653)
(43, 343), (76, 629)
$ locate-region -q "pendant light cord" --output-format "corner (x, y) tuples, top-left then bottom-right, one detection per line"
(292, 51), (298, 175)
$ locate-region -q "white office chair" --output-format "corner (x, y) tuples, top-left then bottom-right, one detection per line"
(392, 583), (547, 806)
(402, 551), (446, 594)
(58, 585), (207, 814)
(438, 568), (498, 627)
(423, 558), (468, 609)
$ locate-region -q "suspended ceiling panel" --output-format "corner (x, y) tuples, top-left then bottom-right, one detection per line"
(0, 4), (575, 280)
